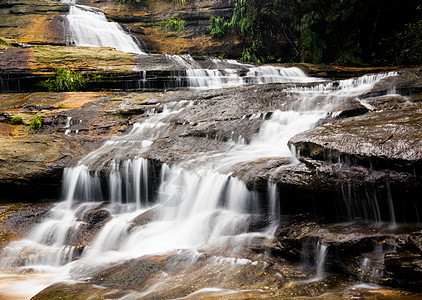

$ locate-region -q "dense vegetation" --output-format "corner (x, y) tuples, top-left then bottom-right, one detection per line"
(211, 0), (422, 65)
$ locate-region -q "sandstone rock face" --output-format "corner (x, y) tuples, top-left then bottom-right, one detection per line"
(0, 91), (137, 199)
(78, 0), (241, 56)
(0, 0), (68, 45)
(0, 203), (53, 248)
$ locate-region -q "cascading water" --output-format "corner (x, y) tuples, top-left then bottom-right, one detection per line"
(0, 69), (399, 298)
(0, 0), (405, 297)
(314, 242), (328, 280)
(60, 0), (322, 90)
(164, 54), (323, 89)
(63, 0), (144, 54)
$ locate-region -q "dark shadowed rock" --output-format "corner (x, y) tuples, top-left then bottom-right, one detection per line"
(384, 252), (422, 291)
(272, 217), (422, 285)
(82, 208), (111, 226)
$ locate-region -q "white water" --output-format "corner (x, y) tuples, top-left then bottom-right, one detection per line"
(314, 242), (328, 280)
(0, 1), (402, 296)
(163, 54), (323, 89)
(64, 3), (144, 54)
(0, 70), (398, 299)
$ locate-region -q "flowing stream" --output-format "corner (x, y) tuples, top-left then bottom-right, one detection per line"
(0, 70), (397, 299)
(0, 1), (402, 298)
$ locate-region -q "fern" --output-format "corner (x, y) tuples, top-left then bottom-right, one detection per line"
(159, 18), (187, 32)
(41, 68), (86, 92)
(210, 16), (228, 38)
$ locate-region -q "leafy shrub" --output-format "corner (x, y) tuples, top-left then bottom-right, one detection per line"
(398, 10), (422, 64)
(30, 116), (43, 130)
(299, 30), (326, 64)
(228, 0), (250, 37)
(159, 18), (187, 32)
(90, 73), (103, 82)
(41, 68), (86, 92)
(210, 16), (228, 38)
(8, 116), (24, 125)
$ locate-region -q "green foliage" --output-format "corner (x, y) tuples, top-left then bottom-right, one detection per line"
(8, 116), (23, 125)
(210, 16), (228, 39)
(299, 30), (326, 63)
(216, 0), (422, 65)
(240, 40), (265, 63)
(159, 18), (187, 32)
(41, 68), (86, 92)
(173, 0), (186, 5)
(0, 38), (10, 46)
(228, 0), (250, 37)
(398, 6), (422, 64)
(90, 73), (103, 82)
(30, 116), (43, 131)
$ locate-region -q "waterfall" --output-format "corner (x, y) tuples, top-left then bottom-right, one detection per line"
(314, 242), (328, 280)
(63, 2), (144, 54)
(163, 54), (323, 90)
(0, 26), (400, 297)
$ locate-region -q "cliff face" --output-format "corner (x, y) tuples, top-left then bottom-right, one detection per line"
(0, 0), (68, 45)
(0, 0), (240, 56)
(78, 0), (242, 56)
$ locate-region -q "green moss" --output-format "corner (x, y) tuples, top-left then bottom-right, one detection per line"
(0, 37), (11, 46)
(30, 116), (43, 130)
(8, 116), (24, 125)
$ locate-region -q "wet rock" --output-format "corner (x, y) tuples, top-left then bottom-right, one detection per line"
(289, 103), (422, 173)
(131, 207), (159, 226)
(0, 0), (68, 45)
(247, 214), (271, 232)
(402, 232), (422, 253)
(89, 258), (162, 290)
(272, 218), (422, 282)
(384, 252), (422, 291)
(144, 83), (364, 165)
(365, 68), (422, 98)
(0, 203), (53, 247)
(32, 282), (131, 300)
(289, 69), (422, 174)
(82, 208), (111, 226)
